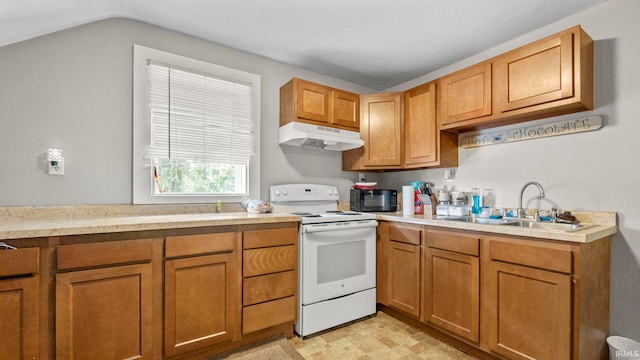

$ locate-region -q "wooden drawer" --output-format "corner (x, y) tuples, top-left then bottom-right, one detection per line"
(243, 227), (297, 249)
(57, 239), (153, 270)
(243, 245), (296, 277)
(243, 270), (296, 306)
(166, 232), (235, 258)
(242, 296), (296, 334)
(489, 239), (573, 274)
(0, 247), (39, 277)
(426, 229), (479, 256)
(388, 223), (422, 245)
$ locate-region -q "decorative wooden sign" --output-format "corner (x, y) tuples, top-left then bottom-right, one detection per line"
(460, 115), (603, 148)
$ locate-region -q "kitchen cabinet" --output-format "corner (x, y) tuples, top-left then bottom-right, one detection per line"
(164, 231), (239, 357)
(424, 229), (480, 343)
(485, 238), (572, 360)
(494, 25), (592, 116)
(440, 25), (593, 132)
(437, 61), (492, 127)
(482, 234), (610, 360)
(376, 220), (610, 360)
(387, 222), (422, 318)
(56, 239), (154, 360)
(280, 77), (359, 131)
(404, 81), (458, 168)
(0, 247), (40, 360)
(343, 88), (458, 171)
(241, 226), (297, 334)
(343, 92), (403, 170)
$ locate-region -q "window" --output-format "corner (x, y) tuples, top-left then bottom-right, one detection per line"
(133, 45), (260, 204)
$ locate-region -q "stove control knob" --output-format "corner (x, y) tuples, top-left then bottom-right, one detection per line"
(282, 189), (288, 196)
(274, 189), (281, 196)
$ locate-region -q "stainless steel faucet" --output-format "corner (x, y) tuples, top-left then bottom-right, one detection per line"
(518, 181), (545, 219)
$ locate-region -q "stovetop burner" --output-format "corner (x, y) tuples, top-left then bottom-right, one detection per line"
(270, 184), (377, 224)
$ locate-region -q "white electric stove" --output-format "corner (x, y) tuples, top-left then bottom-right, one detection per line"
(270, 184), (378, 337)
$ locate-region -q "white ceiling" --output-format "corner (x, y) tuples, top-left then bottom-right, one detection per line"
(1, 0), (606, 90)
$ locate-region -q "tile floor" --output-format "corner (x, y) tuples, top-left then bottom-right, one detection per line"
(288, 312), (477, 360)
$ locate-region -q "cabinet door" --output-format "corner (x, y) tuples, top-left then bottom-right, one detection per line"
(487, 260), (571, 360)
(0, 276), (39, 360)
(361, 93), (403, 168)
(388, 240), (421, 318)
(56, 264), (153, 360)
(332, 89), (360, 130)
(165, 252), (236, 357)
(438, 61), (492, 126)
(404, 82), (437, 167)
(296, 79), (331, 123)
(425, 248), (479, 342)
(494, 31), (574, 113)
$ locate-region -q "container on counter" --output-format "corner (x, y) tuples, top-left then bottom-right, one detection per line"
(471, 188), (481, 215)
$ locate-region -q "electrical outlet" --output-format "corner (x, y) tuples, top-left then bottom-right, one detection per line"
(48, 159), (64, 175)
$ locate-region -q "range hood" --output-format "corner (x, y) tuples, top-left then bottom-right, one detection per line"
(278, 122), (364, 151)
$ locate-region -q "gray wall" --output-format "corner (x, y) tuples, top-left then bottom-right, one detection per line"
(0, 18), (371, 206)
(380, 0), (640, 341)
(1, 0), (639, 342)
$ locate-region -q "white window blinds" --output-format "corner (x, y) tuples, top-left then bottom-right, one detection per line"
(145, 61), (255, 165)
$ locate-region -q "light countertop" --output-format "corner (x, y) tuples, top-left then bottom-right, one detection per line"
(376, 211), (617, 243)
(0, 212), (299, 240)
(0, 205), (616, 243)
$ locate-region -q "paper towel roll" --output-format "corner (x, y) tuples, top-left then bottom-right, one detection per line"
(402, 186), (415, 216)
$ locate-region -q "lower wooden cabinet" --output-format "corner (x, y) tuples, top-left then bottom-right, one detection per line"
(0, 247), (40, 360)
(56, 263), (153, 360)
(485, 237), (573, 360)
(387, 223), (422, 318)
(378, 222), (610, 360)
(164, 232), (238, 357)
(424, 230), (480, 342)
(487, 260), (571, 360)
(55, 239), (155, 360)
(241, 227), (297, 334)
(164, 252), (237, 356)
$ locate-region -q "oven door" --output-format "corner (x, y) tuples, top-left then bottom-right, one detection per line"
(300, 220), (377, 305)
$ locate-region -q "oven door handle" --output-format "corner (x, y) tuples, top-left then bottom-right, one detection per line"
(302, 220), (378, 233)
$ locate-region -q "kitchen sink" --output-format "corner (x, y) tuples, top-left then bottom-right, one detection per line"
(438, 216), (515, 225)
(504, 220), (591, 232)
(438, 216), (591, 232)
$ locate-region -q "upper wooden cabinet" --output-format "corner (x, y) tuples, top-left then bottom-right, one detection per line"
(404, 82), (458, 168)
(343, 92), (403, 170)
(280, 77), (360, 131)
(438, 61), (492, 127)
(343, 88), (458, 171)
(440, 25), (593, 131)
(494, 25), (592, 115)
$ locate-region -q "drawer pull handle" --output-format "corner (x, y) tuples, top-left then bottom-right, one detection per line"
(0, 242), (17, 250)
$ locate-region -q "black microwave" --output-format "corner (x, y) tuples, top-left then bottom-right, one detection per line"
(350, 189), (397, 212)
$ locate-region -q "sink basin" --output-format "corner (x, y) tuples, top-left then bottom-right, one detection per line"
(438, 216), (514, 225)
(504, 221), (591, 232)
(438, 216), (591, 232)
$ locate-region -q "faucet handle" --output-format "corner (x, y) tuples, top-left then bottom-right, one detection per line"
(551, 208), (558, 223)
(533, 209), (540, 222)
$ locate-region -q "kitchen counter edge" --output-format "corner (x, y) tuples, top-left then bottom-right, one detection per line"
(0, 212), (300, 240)
(376, 212), (617, 243)
(0, 211), (616, 243)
